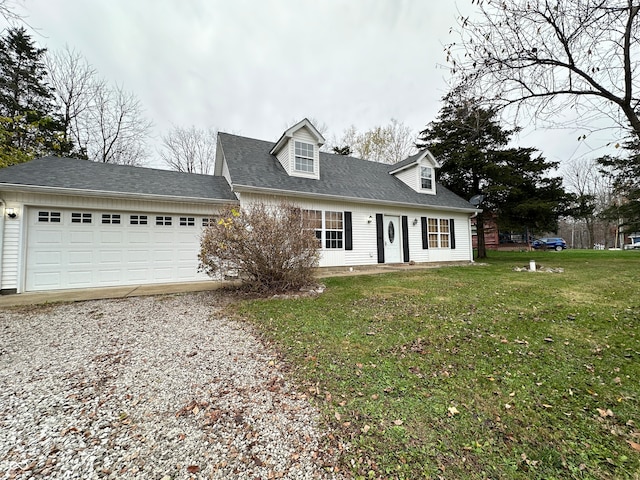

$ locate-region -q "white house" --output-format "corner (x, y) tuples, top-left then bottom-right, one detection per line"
(0, 119), (478, 294)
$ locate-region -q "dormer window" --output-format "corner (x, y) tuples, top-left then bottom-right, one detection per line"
(420, 166), (433, 190)
(294, 141), (315, 173)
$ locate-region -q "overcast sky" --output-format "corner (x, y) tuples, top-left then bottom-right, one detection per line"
(4, 0), (622, 170)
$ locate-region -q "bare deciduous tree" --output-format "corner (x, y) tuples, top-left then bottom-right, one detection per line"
(0, 0), (21, 24)
(47, 47), (152, 165)
(46, 46), (101, 157)
(448, 0), (640, 141)
(84, 84), (152, 166)
(159, 125), (217, 174)
(330, 119), (417, 164)
(562, 158), (616, 246)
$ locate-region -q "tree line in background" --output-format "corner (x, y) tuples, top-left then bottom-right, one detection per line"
(445, 0), (640, 245)
(2, 0), (639, 250)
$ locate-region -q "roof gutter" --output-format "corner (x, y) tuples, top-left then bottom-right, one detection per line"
(0, 183), (239, 205)
(232, 184), (479, 214)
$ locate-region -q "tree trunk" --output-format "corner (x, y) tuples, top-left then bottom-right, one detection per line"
(476, 213), (487, 259)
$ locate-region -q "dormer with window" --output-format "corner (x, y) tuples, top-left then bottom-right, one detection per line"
(388, 150), (440, 195)
(270, 118), (325, 180)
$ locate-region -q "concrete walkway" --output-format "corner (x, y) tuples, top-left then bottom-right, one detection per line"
(0, 262), (473, 308)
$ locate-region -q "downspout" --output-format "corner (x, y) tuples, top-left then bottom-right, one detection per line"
(469, 211), (477, 262)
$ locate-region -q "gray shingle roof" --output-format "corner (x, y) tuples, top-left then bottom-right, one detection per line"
(218, 133), (475, 211)
(0, 156), (237, 202)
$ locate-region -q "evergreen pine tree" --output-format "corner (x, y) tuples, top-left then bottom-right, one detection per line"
(417, 92), (568, 258)
(0, 27), (68, 164)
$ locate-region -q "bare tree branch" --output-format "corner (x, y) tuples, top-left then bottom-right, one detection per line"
(159, 125), (217, 174)
(448, 0), (640, 141)
(329, 119), (417, 164)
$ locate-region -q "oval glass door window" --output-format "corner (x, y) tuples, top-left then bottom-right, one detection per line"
(388, 221), (395, 243)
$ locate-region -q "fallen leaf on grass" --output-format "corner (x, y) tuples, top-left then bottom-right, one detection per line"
(627, 441), (640, 452)
(362, 424), (371, 434)
(393, 419), (404, 426)
(187, 465), (200, 473)
(447, 406), (459, 416)
(597, 408), (614, 418)
(335, 411), (341, 421)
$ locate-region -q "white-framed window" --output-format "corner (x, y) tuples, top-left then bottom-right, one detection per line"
(130, 215), (148, 225)
(421, 166), (433, 190)
(102, 214), (121, 224)
(301, 209), (344, 249)
(180, 217), (195, 226)
(38, 211), (61, 223)
(156, 216), (172, 226)
(71, 212), (92, 224)
(294, 141), (314, 173)
(427, 218), (450, 248)
(325, 211), (343, 249)
(202, 217), (217, 227)
(302, 209), (323, 243)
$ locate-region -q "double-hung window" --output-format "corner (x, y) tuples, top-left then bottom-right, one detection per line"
(301, 209), (344, 249)
(303, 209), (323, 243)
(294, 141), (314, 173)
(324, 211), (343, 249)
(428, 218), (450, 248)
(421, 166), (433, 190)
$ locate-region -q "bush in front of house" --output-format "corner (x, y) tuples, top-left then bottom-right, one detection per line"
(199, 202), (320, 293)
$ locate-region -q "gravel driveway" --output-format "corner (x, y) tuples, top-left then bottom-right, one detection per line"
(0, 292), (343, 479)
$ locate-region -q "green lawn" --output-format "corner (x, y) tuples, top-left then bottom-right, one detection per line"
(233, 250), (640, 479)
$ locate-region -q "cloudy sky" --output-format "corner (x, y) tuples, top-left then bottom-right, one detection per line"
(4, 0), (622, 170)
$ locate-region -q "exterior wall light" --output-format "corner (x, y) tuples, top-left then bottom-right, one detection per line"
(6, 207), (17, 219)
(412, 218), (418, 226)
(367, 215), (373, 224)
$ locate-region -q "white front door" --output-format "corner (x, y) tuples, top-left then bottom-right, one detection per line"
(383, 215), (402, 263)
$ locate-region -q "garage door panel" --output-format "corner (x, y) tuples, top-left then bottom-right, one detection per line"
(26, 207), (207, 291)
(98, 269), (122, 283)
(68, 271), (93, 285)
(30, 272), (62, 289)
(69, 231), (94, 244)
(100, 231), (123, 243)
(129, 231), (150, 243)
(33, 251), (62, 266)
(68, 251), (92, 264)
(153, 232), (174, 244)
(99, 250), (122, 264)
(153, 267), (173, 280)
(126, 249), (150, 263)
(153, 249), (174, 262)
(127, 268), (150, 281)
(33, 230), (63, 245)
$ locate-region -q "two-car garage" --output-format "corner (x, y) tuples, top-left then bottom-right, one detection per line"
(0, 156), (238, 294)
(24, 207), (211, 291)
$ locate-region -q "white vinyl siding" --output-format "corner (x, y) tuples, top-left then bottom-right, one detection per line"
(395, 165), (418, 190)
(238, 192), (473, 267)
(392, 160), (437, 195)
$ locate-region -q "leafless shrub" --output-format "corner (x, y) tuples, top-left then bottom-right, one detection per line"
(199, 202), (320, 293)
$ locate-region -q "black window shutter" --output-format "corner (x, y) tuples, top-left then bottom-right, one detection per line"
(401, 216), (410, 262)
(344, 211), (353, 251)
(421, 217), (428, 249)
(450, 218), (456, 249)
(376, 214), (385, 263)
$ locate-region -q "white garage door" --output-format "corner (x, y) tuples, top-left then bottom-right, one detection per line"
(25, 207), (211, 291)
